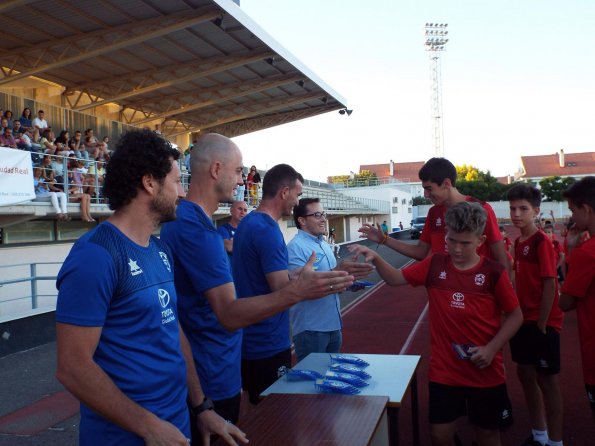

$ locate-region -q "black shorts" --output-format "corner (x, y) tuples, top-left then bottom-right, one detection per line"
(586, 384), (595, 411)
(510, 322), (560, 374)
(241, 349), (292, 405)
(428, 382), (513, 430)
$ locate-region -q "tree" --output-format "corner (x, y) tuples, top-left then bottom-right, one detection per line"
(412, 196), (432, 205)
(456, 164), (480, 182)
(539, 176), (576, 201)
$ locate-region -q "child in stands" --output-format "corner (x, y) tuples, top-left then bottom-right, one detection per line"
(507, 184), (564, 446)
(559, 176), (595, 412)
(349, 202), (522, 446)
(543, 223), (565, 284)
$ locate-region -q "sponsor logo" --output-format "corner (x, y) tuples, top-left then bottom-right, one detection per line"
(450, 292), (465, 309)
(502, 409), (510, 420)
(436, 217), (442, 227)
(159, 251), (171, 272)
(439, 271), (447, 280)
(158, 289), (176, 325)
(128, 258), (143, 276)
(474, 273), (485, 286)
(523, 245), (530, 256)
(539, 359), (550, 368)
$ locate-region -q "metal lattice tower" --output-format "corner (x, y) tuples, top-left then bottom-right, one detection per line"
(424, 23), (449, 158)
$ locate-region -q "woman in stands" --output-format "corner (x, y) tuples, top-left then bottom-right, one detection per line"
(19, 108), (33, 131)
(247, 165), (261, 205)
(66, 155), (94, 222)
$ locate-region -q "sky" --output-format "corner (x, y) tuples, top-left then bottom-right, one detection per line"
(233, 0), (595, 183)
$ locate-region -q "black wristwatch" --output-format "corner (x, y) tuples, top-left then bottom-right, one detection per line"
(190, 397), (214, 417)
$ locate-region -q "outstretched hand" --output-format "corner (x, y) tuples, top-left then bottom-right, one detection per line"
(196, 410), (248, 446)
(292, 251), (354, 299)
(336, 259), (375, 280)
(358, 223), (384, 243)
(347, 244), (378, 263)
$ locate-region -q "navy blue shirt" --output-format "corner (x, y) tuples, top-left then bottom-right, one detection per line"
(232, 211), (290, 360)
(56, 222), (189, 445)
(160, 200), (242, 401)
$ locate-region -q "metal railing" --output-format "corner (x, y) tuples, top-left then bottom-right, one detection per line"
(329, 176), (413, 189)
(0, 262), (61, 318)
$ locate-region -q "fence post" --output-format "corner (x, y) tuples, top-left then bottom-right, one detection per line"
(30, 263), (38, 309)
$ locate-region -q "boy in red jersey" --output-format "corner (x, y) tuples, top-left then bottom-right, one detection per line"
(559, 176), (595, 412)
(507, 184), (564, 446)
(359, 158), (510, 275)
(350, 202), (522, 446)
(500, 225), (514, 273)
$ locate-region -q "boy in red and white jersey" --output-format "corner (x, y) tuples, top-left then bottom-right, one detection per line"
(559, 176), (595, 412)
(358, 158), (510, 275)
(349, 202), (522, 446)
(543, 223), (565, 284)
(507, 184), (564, 446)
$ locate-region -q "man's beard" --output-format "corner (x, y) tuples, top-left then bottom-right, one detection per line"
(151, 194), (177, 224)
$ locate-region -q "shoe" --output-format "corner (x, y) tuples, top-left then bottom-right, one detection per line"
(519, 436), (545, 446)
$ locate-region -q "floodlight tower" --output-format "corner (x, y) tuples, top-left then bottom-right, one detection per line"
(424, 22), (449, 157)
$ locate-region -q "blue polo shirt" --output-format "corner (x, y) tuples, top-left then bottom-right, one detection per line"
(160, 200), (242, 401)
(287, 230), (342, 336)
(56, 222), (189, 445)
(232, 211), (289, 360)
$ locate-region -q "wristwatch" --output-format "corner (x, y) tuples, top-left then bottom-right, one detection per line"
(190, 397), (214, 417)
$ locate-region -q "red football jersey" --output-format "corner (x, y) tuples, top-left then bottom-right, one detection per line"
(420, 197), (502, 258)
(403, 253), (519, 388)
(561, 237), (595, 385)
(513, 230), (563, 330)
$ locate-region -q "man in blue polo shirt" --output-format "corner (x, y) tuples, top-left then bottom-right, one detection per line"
(161, 134), (354, 428)
(55, 130), (245, 446)
(288, 198), (345, 361)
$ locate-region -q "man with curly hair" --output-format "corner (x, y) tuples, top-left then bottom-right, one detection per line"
(55, 129), (247, 446)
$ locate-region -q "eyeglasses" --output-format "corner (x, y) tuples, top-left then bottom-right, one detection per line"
(304, 212), (327, 219)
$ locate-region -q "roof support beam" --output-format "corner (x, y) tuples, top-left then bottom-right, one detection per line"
(72, 50), (273, 111)
(0, 0), (36, 14)
(0, 6), (221, 86)
(182, 91), (327, 130)
(129, 73), (304, 125)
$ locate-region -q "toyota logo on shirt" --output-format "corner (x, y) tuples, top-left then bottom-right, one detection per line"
(158, 289), (171, 308)
(451, 292), (465, 309)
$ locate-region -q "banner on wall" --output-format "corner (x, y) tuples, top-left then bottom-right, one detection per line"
(0, 146), (35, 206)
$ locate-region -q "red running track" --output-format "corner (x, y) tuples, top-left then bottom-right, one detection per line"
(341, 282), (594, 445)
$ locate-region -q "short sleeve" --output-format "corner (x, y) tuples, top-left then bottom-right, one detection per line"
(254, 226), (287, 274)
(402, 256), (432, 287)
(482, 203), (503, 244)
(56, 243), (117, 327)
(537, 236), (557, 278)
(494, 270), (519, 313)
(561, 246), (594, 300)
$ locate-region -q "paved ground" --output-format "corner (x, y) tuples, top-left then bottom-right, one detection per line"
(0, 232), (415, 445)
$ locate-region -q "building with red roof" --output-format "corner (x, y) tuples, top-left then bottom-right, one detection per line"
(518, 149), (595, 182)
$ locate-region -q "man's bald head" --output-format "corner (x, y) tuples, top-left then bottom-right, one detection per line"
(190, 133), (240, 174)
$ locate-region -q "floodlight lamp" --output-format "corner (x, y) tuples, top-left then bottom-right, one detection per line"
(296, 80), (305, 87)
(266, 57), (276, 66)
(213, 16), (224, 28)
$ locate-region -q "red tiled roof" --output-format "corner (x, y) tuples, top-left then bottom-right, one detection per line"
(360, 161), (425, 182)
(521, 151), (595, 178)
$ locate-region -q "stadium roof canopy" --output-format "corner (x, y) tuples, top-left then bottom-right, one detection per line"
(0, 0), (349, 138)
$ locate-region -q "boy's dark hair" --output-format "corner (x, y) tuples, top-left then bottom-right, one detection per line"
(262, 163), (304, 199)
(506, 183), (541, 208)
(418, 157), (457, 186)
(445, 202), (487, 237)
(293, 197), (320, 229)
(562, 176), (595, 211)
(103, 129), (179, 211)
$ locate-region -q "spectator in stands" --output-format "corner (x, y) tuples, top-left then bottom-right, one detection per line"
(0, 117), (8, 131)
(235, 169), (246, 202)
(39, 128), (57, 153)
(3, 110), (14, 129)
(0, 127), (17, 148)
(70, 130), (90, 165)
(40, 154), (64, 193)
(67, 176), (94, 223)
(33, 166), (70, 221)
(87, 158), (106, 199)
(217, 200), (248, 268)
(12, 120), (25, 135)
(83, 128), (100, 157)
(55, 130), (69, 146)
(247, 165), (260, 205)
(19, 107), (33, 131)
(102, 136), (110, 150)
(55, 130), (72, 157)
(32, 110), (48, 131)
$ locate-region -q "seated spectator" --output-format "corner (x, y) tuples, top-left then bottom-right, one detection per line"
(1, 117), (8, 131)
(55, 130), (72, 157)
(3, 110), (14, 128)
(83, 128), (99, 157)
(0, 127), (17, 148)
(12, 120), (25, 135)
(69, 130), (90, 165)
(40, 155), (64, 192)
(86, 158), (106, 200)
(32, 167), (70, 221)
(32, 110), (48, 131)
(102, 136), (110, 150)
(39, 129), (57, 153)
(19, 107), (33, 131)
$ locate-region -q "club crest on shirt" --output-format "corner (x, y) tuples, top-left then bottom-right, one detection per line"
(128, 258), (143, 276)
(523, 245), (530, 256)
(435, 217), (442, 227)
(474, 274), (485, 286)
(439, 271), (447, 280)
(450, 292), (465, 309)
(159, 251), (171, 272)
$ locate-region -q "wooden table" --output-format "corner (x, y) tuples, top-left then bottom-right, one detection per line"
(261, 353), (421, 446)
(214, 393), (389, 446)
